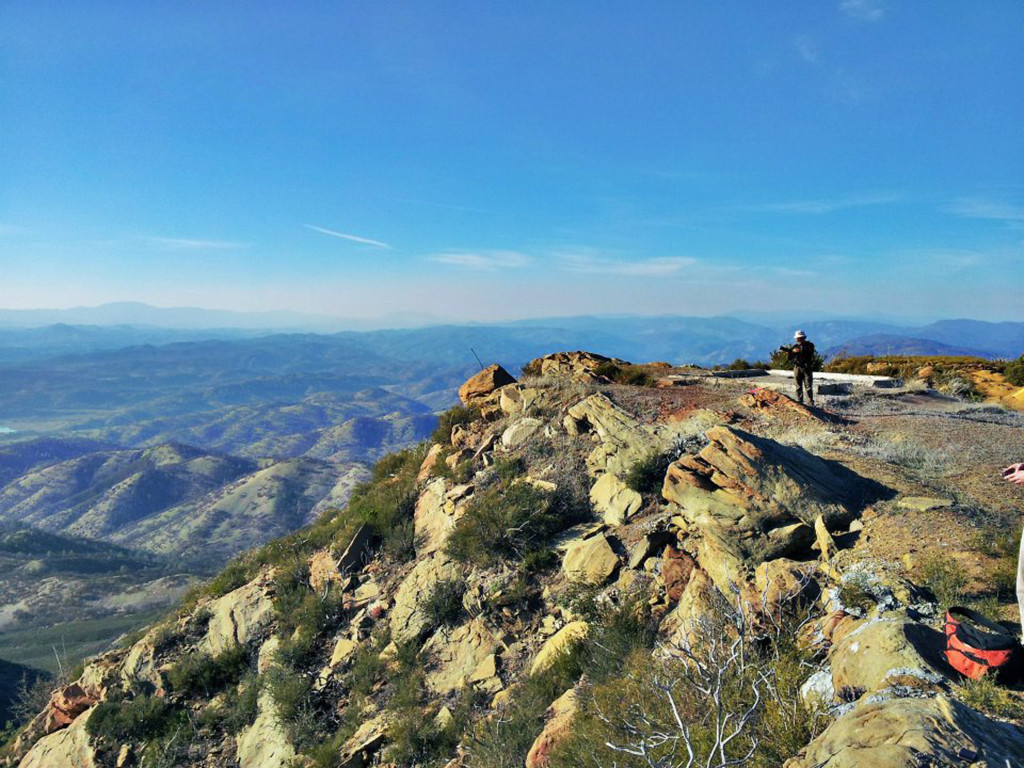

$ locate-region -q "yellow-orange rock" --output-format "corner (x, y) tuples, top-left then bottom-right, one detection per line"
(458, 364), (516, 405)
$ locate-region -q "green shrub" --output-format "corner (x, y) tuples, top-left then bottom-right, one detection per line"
(165, 644), (249, 698)
(446, 483), (585, 565)
(728, 358), (752, 370)
(958, 675), (1024, 722)
(918, 553), (969, 609)
(86, 692), (185, 745)
(492, 456), (527, 484)
(1005, 356), (1024, 387)
(625, 450), (673, 496)
(770, 346), (825, 372)
(349, 480), (419, 563)
(431, 405), (479, 445)
(422, 578), (466, 630)
(197, 672), (261, 734)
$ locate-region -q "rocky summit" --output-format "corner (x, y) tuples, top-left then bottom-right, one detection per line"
(6, 351), (1024, 768)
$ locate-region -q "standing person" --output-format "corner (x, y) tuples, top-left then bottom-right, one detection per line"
(787, 330), (816, 406)
(1004, 462), (1024, 640)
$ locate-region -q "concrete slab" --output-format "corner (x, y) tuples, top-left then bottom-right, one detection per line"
(767, 369), (899, 388)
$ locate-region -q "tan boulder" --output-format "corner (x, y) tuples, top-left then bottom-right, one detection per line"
(829, 613), (945, 699)
(526, 688), (579, 768)
(499, 385), (543, 416)
(562, 534), (619, 585)
(785, 694), (1024, 767)
(662, 425), (857, 567)
(814, 514), (838, 561)
(531, 621), (589, 675)
(309, 548), (343, 594)
(417, 443), (445, 481)
(18, 706), (98, 768)
(458, 364), (516, 405)
(202, 571), (275, 655)
(390, 555), (461, 644)
(414, 478), (454, 555)
(502, 418), (544, 448)
(753, 558), (821, 615)
(423, 617), (500, 694)
(589, 473), (643, 526)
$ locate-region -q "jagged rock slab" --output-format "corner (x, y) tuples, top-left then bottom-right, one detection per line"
(531, 621), (589, 675)
(201, 571), (275, 655)
(423, 617), (501, 694)
(17, 706), (98, 768)
(662, 425), (861, 570)
(459, 364), (516, 405)
(784, 694), (1024, 767)
(530, 351), (628, 381)
(390, 555), (461, 644)
(562, 534), (619, 585)
(564, 393), (665, 477)
(589, 473), (642, 526)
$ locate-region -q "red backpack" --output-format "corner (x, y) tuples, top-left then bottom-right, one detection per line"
(943, 607), (1018, 680)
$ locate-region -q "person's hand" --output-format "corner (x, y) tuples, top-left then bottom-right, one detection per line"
(1002, 463), (1024, 485)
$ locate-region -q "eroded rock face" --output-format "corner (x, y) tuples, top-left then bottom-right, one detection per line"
(662, 426), (859, 568)
(309, 548), (343, 594)
(390, 555), (461, 644)
(202, 571), (275, 655)
(339, 714), (389, 768)
(236, 690), (297, 768)
(661, 569), (722, 650)
(784, 695), (1024, 767)
(458, 364), (517, 406)
(739, 388), (822, 420)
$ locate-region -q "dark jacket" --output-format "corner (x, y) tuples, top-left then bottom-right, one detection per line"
(788, 340), (816, 369)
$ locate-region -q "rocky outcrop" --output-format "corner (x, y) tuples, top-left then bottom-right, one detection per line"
(565, 393), (665, 477)
(202, 571), (275, 655)
(458, 364), (516, 406)
(502, 418), (544, 449)
(785, 694), (1024, 768)
(739, 388), (821, 420)
(528, 351), (628, 381)
(309, 548), (343, 593)
(828, 613), (945, 699)
(338, 714), (389, 768)
(662, 426), (860, 584)
(423, 617), (502, 694)
(390, 555), (461, 644)
(17, 706), (98, 768)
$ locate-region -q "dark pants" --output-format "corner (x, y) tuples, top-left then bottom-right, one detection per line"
(794, 366), (814, 405)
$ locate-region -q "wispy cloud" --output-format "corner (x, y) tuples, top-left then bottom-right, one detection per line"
(793, 35), (820, 65)
(945, 197), (1024, 223)
(146, 237), (247, 250)
(304, 224), (392, 249)
(840, 0), (884, 22)
(742, 192), (902, 214)
(429, 250), (531, 270)
(558, 251), (697, 276)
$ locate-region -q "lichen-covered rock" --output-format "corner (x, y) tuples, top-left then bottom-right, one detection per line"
(562, 534), (619, 584)
(458, 364), (516, 405)
(829, 613), (945, 699)
(201, 570), (275, 655)
(390, 555), (461, 644)
(17, 706), (98, 768)
(784, 694), (1024, 767)
(662, 426), (859, 567)
(414, 478), (454, 555)
(589, 473), (642, 526)
(531, 621), (589, 675)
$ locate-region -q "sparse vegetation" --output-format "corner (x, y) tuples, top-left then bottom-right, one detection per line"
(431, 405), (479, 445)
(593, 361), (658, 387)
(918, 553), (969, 609)
(1004, 355), (1024, 387)
(625, 449), (673, 496)
(165, 644), (250, 698)
(422, 578), (466, 629)
(447, 481), (587, 565)
(957, 675), (1024, 723)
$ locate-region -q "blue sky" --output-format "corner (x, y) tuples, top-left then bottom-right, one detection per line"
(1, 1), (1021, 320)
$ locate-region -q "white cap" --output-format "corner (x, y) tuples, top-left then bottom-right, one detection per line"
(794, 330), (806, 339)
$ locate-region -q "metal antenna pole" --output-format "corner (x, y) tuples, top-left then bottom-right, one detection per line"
(470, 347), (485, 371)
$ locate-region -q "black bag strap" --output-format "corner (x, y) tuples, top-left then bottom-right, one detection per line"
(947, 607), (1017, 652)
